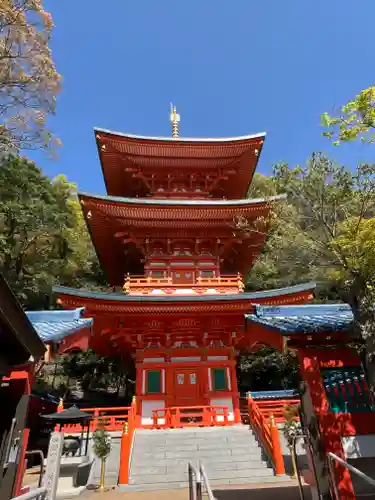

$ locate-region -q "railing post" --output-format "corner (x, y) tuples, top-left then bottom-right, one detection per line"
(175, 408), (182, 428)
(247, 392), (253, 425)
(223, 407), (228, 426)
(203, 406), (209, 426)
(269, 414), (285, 475)
(152, 411), (158, 428)
(119, 422), (130, 485)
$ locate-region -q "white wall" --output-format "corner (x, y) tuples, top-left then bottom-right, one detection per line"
(210, 397), (234, 422)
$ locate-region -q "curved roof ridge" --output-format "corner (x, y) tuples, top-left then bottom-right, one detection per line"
(53, 282), (316, 303)
(255, 303), (352, 317)
(78, 191), (286, 206)
(94, 127), (267, 144)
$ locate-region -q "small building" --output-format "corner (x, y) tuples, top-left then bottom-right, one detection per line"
(0, 274), (93, 500)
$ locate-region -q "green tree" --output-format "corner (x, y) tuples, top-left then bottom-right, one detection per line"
(244, 154), (375, 390)
(0, 0), (61, 153)
(321, 86), (375, 145)
(239, 346), (299, 391)
(0, 154), (105, 308)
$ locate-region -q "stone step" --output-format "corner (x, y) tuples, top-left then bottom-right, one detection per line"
(134, 441), (259, 454)
(127, 426), (280, 490)
(131, 448), (264, 461)
(131, 453), (267, 467)
(120, 475), (291, 492)
(130, 468), (274, 485)
(131, 460), (270, 476)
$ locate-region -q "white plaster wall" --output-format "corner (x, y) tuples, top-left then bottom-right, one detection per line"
(342, 435), (375, 459)
(207, 356), (228, 360)
(210, 397), (234, 422)
(143, 358), (164, 363)
(170, 357), (201, 362)
(141, 400), (165, 426)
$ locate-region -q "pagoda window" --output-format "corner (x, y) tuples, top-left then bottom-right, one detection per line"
(171, 261), (195, 267)
(150, 270), (165, 278)
(200, 270), (215, 278)
(146, 370), (162, 394)
(212, 368), (227, 392)
(151, 248), (164, 256)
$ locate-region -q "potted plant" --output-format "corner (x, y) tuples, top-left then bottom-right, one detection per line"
(92, 419), (111, 490)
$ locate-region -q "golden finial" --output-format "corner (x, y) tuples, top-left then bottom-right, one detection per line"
(123, 421), (129, 435)
(169, 103), (180, 138)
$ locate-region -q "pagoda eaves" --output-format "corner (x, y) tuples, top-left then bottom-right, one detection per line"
(95, 128), (266, 199)
(79, 192), (283, 286)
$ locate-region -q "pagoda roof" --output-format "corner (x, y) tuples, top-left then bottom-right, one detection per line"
(79, 191), (284, 207)
(79, 192), (283, 285)
(94, 127), (266, 199)
(54, 282), (316, 316)
(245, 304), (354, 335)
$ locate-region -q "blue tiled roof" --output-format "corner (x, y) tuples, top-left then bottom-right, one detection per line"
(26, 308), (93, 342)
(250, 390), (298, 400)
(53, 282), (316, 303)
(245, 304), (353, 335)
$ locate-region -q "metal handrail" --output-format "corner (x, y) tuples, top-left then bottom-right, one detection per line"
(188, 462), (216, 500)
(200, 463), (216, 500)
(25, 450), (45, 488)
(291, 434), (321, 500)
(11, 487), (47, 500)
(327, 452), (375, 500)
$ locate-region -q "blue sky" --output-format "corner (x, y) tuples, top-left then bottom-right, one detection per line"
(34, 0), (375, 193)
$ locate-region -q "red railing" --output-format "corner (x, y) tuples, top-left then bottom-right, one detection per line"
(152, 405), (230, 428)
(60, 406), (131, 433)
(252, 398), (300, 424)
(119, 398), (137, 485)
(124, 274), (244, 295)
(247, 395), (285, 475)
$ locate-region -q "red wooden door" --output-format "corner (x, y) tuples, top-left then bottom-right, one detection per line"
(172, 270), (194, 285)
(174, 369), (199, 406)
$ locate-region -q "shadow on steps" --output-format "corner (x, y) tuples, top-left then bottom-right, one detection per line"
(213, 485), (312, 500)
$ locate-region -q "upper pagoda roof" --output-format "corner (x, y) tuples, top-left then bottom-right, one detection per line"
(79, 192), (283, 285)
(94, 127), (266, 199)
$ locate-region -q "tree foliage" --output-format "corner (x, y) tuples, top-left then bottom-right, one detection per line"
(243, 154), (375, 389)
(238, 346), (299, 391)
(60, 349), (134, 395)
(0, 0), (60, 153)
(322, 86), (375, 145)
(0, 154), (105, 308)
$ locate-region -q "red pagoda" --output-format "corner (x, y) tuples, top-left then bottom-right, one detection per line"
(55, 109), (315, 426)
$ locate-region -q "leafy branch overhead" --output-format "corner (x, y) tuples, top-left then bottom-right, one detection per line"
(322, 86), (375, 145)
(0, 0), (61, 153)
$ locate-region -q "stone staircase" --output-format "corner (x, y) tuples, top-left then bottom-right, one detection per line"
(121, 425), (290, 492)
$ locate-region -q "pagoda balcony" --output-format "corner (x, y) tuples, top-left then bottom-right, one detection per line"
(123, 274), (245, 296)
